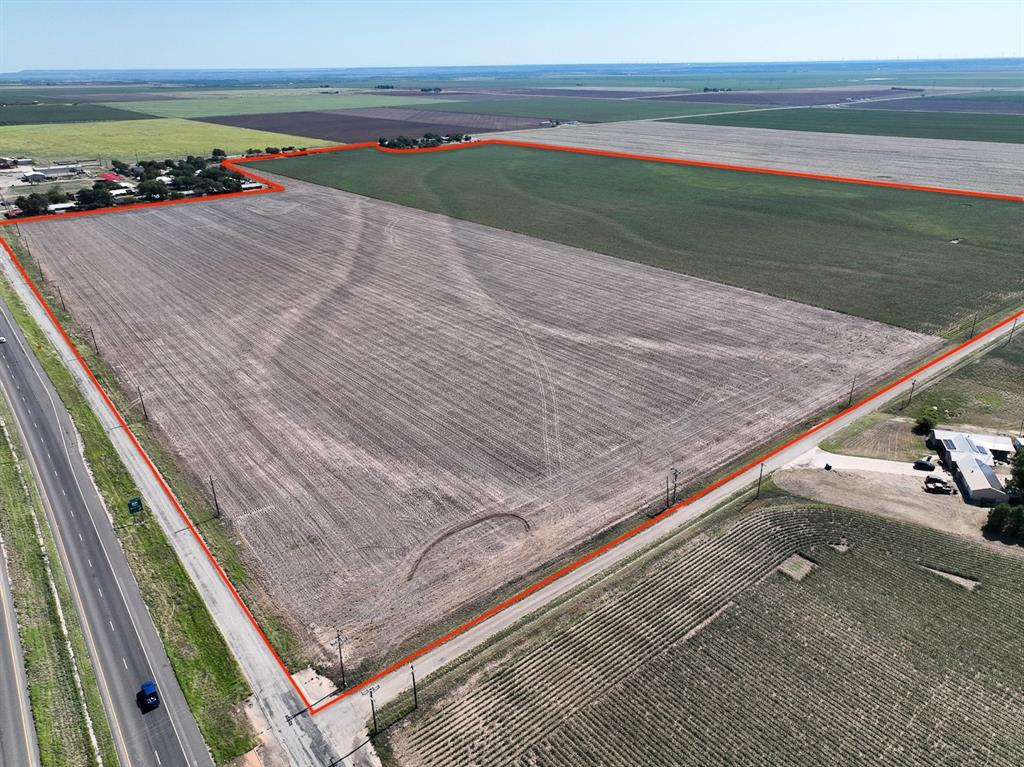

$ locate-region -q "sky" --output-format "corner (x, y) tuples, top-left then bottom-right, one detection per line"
(1, 0), (1022, 72)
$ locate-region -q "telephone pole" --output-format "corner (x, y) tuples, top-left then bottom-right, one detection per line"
(209, 475), (221, 518)
(411, 664), (418, 709)
(55, 284), (66, 312)
(334, 629), (346, 689)
(88, 326), (98, 353)
(137, 384), (148, 421)
(847, 375), (857, 408)
(755, 462), (764, 499)
(905, 379), (917, 408)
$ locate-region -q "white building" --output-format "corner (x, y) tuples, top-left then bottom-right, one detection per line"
(930, 428), (1012, 505)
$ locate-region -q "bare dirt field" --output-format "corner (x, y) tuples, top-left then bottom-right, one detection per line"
(18, 175), (935, 667)
(775, 467), (989, 541)
(490, 120), (1024, 195)
(324, 107), (549, 131)
(195, 109), (543, 144)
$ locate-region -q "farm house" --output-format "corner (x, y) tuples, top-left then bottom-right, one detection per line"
(929, 429), (1011, 505)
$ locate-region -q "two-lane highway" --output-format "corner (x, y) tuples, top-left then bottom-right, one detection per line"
(0, 298), (212, 767)
(0, 518), (39, 767)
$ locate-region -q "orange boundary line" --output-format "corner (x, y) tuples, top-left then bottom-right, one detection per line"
(0, 139), (1021, 716)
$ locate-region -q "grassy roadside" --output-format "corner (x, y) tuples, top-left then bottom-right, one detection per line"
(0, 391), (118, 766)
(0, 228), (256, 764)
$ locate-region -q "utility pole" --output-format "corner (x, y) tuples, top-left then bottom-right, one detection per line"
(847, 376), (857, 408)
(411, 664), (418, 709)
(137, 384), (148, 421)
(671, 467), (679, 506)
(369, 688), (378, 737)
(1008, 317), (1018, 344)
(969, 313), (977, 339)
(55, 284), (66, 312)
(756, 462), (764, 499)
(209, 475), (221, 518)
(906, 379), (917, 408)
(88, 326), (98, 353)
(334, 629), (346, 689)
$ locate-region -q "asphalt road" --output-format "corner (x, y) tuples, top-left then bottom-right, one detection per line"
(0, 518), (39, 767)
(0, 301), (212, 767)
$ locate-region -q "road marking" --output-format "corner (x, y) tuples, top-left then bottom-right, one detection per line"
(98, 587), (103, 598)
(88, 558), (93, 568)
(78, 532), (83, 541)
(154, 749), (162, 765)
(122, 656), (128, 670)
(109, 620), (115, 631)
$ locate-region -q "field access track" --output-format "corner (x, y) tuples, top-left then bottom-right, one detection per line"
(1, 139), (1020, 722)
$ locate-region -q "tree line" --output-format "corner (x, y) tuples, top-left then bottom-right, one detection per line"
(378, 132), (471, 149)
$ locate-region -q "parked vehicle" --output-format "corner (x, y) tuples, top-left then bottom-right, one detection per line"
(913, 459), (936, 471)
(924, 475), (955, 495)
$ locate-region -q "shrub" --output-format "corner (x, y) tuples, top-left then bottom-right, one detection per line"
(913, 415), (937, 435)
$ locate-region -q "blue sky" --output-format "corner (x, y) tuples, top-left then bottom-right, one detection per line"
(1, 0), (1021, 72)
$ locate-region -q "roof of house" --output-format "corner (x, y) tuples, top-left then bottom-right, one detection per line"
(959, 461), (1006, 497)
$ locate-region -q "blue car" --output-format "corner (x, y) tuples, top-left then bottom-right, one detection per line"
(138, 680), (159, 713)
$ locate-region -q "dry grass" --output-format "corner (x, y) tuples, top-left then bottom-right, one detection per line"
(19, 178), (934, 667)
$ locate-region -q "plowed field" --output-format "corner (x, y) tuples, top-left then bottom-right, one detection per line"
(19, 177), (934, 666)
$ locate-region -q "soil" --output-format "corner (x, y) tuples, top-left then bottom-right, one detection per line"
(20, 176), (933, 666)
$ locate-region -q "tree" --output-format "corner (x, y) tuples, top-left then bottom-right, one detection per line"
(211, 148), (226, 158)
(46, 185), (69, 204)
(137, 179), (169, 200)
(985, 503), (1009, 535)
(913, 414), (937, 435)
(1002, 504), (1023, 539)
(14, 193), (48, 216)
(1011, 448), (1024, 494)
(76, 187), (113, 210)
(264, 147), (280, 155)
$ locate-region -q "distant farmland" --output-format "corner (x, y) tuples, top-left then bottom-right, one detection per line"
(0, 103), (155, 126)
(259, 144), (1024, 335)
(196, 109), (543, 143)
(382, 501), (1024, 767)
(671, 106), (1024, 143)
(409, 96), (765, 122)
(108, 92), (453, 119)
(0, 117), (331, 162)
(18, 179), (930, 668)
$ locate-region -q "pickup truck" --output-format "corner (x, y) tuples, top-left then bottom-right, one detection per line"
(138, 680), (160, 713)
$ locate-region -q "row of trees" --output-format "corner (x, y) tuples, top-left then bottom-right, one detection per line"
(378, 132), (471, 149)
(983, 449), (1024, 542)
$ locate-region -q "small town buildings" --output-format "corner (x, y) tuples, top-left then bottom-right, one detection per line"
(46, 202), (78, 214)
(21, 164), (84, 182)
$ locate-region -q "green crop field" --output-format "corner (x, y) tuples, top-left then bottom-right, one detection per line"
(380, 500), (1024, 767)
(885, 331), (1024, 431)
(669, 106), (1024, 142)
(108, 93), (454, 118)
(0, 117), (331, 161)
(0, 103), (152, 126)
(410, 96), (765, 122)
(940, 90), (1024, 102)
(259, 144), (1023, 335)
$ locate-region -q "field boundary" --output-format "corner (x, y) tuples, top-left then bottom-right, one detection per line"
(0, 138), (1022, 718)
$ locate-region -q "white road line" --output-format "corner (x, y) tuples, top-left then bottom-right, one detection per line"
(1, 288), (195, 764)
(154, 750), (162, 765)
(109, 620), (115, 632)
(78, 532), (83, 541)
(97, 587), (103, 598)
(122, 657), (128, 670)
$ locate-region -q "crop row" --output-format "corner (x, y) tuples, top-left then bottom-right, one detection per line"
(392, 506), (1024, 766)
